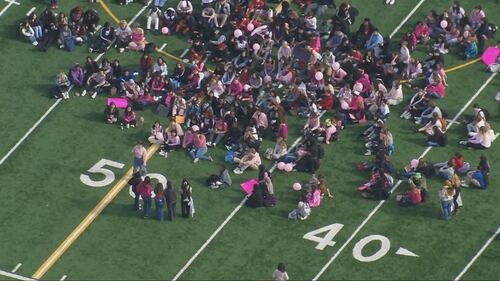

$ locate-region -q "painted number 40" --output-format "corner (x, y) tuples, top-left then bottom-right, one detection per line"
(303, 224), (393, 262)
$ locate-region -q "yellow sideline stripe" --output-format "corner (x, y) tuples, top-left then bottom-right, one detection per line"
(32, 144), (160, 279)
(402, 58), (481, 84)
(98, 0), (120, 23)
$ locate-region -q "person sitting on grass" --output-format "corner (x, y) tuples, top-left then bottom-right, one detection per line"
(115, 20), (132, 53)
(148, 121), (164, 144)
(159, 130), (181, 158)
(55, 71), (71, 99)
(317, 118), (337, 144)
(459, 125), (495, 149)
(462, 156), (490, 189)
(121, 106), (136, 129)
(397, 182), (421, 207)
(359, 168), (393, 200)
(306, 185), (321, 208)
(84, 68), (109, 99)
(128, 23), (146, 52)
(20, 21), (39, 46)
(264, 137), (287, 161)
(69, 63), (85, 95)
(104, 102), (119, 124)
(233, 148), (262, 174)
(190, 125), (214, 163)
(288, 201), (311, 220)
(439, 180), (455, 221)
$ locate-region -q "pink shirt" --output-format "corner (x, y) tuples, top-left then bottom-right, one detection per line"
(252, 111), (268, 129)
(278, 123), (289, 140)
(133, 145), (147, 160)
(182, 131), (195, 148)
(194, 134), (207, 148)
(137, 182), (152, 198)
(425, 82), (445, 97)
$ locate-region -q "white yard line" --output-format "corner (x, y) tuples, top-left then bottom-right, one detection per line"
(0, 3), (148, 167)
(127, 0), (151, 27)
(454, 227), (500, 281)
(180, 48), (189, 58)
(0, 269), (34, 281)
(25, 6), (35, 16)
(388, 0), (425, 39)
(11, 263), (22, 273)
(0, 0), (20, 17)
(312, 71), (497, 280)
(172, 111), (326, 280)
(159, 43), (167, 51)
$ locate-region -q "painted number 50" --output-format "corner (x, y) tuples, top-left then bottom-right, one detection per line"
(80, 159), (125, 187)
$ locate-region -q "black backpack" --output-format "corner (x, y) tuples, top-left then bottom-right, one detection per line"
(206, 174), (220, 186)
(144, 42), (156, 54)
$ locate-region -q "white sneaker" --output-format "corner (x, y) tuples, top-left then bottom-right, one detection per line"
(81, 90), (87, 97)
(364, 151), (372, 156)
(208, 156), (213, 162)
(74, 91), (80, 96)
(233, 168), (243, 174)
(193, 158), (199, 163)
(126, 124), (130, 129)
(207, 142), (212, 146)
(215, 181), (223, 186)
(119, 48), (125, 53)
(131, 124), (135, 128)
(164, 152), (168, 158)
(459, 141), (467, 145)
(389, 0), (395, 5)
(91, 92), (97, 99)
(385, 0), (390, 3)
(33, 41), (38, 46)
(159, 151), (165, 156)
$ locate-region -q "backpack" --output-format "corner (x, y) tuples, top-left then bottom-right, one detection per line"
(144, 42), (156, 54)
(206, 174), (220, 186)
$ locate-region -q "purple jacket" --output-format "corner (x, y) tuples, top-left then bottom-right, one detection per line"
(70, 66), (84, 85)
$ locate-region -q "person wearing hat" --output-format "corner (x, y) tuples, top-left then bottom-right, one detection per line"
(347, 89), (366, 123)
(189, 125), (214, 163)
(410, 172), (429, 202)
(439, 180), (455, 221)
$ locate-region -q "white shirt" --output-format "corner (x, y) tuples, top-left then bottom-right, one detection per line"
(273, 270), (289, 281)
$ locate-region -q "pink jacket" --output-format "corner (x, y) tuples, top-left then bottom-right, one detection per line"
(252, 111), (268, 129)
(414, 23), (430, 39)
(307, 189), (321, 208)
(278, 123), (289, 140)
(425, 82), (446, 97)
(182, 131), (195, 148)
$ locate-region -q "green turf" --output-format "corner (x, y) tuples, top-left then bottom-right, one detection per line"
(0, 0), (499, 280)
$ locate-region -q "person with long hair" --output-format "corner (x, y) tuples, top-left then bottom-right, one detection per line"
(165, 181), (177, 221)
(460, 125), (495, 149)
(121, 106), (137, 129)
(137, 176), (153, 218)
(154, 183), (165, 221)
(258, 164), (273, 194)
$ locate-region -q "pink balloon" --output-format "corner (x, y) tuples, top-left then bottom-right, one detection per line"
(252, 43), (260, 52)
(247, 23), (254, 32)
(277, 162), (286, 170)
(292, 183), (302, 191)
(332, 62), (340, 71)
(234, 29), (242, 38)
(440, 20), (448, 29)
(353, 82), (363, 92)
(161, 27), (169, 35)
(284, 163), (293, 172)
(314, 72), (323, 81)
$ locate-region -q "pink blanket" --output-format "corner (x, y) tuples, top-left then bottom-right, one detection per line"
(481, 47), (500, 66)
(107, 97), (128, 109)
(240, 178), (259, 195)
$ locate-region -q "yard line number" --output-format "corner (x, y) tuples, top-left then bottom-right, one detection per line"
(303, 224), (391, 262)
(80, 158), (167, 199)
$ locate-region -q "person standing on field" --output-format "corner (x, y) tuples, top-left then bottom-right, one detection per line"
(273, 263), (289, 281)
(137, 176), (153, 218)
(155, 183), (165, 221)
(132, 141), (148, 176)
(181, 179), (194, 217)
(165, 181), (177, 221)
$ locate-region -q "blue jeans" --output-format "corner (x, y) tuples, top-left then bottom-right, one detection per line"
(190, 147), (210, 160)
(441, 199), (453, 221)
(133, 157), (147, 176)
(155, 199), (164, 221)
(143, 197), (152, 218)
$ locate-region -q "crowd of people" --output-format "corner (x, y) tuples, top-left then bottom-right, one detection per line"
(38, 0), (498, 225)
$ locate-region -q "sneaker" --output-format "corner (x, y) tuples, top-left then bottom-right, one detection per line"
(81, 90), (87, 97)
(415, 120), (421, 125)
(126, 124), (130, 129)
(225, 145), (232, 150)
(364, 151), (372, 156)
(159, 151), (165, 156)
(164, 152), (168, 158)
(461, 180), (469, 188)
(89, 47), (93, 53)
(215, 181), (223, 186)
(131, 124), (135, 128)
(233, 168), (243, 174)
(208, 156), (213, 162)
(91, 92), (97, 99)
(121, 125), (124, 130)
(385, 0), (390, 3)
(74, 91), (80, 96)
(389, 0), (395, 5)
(459, 141), (467, 145)
(119, 48), (125, 53)
(207, 142), (212, 146)
(32, 41), (39, 46)
(193, 158), (199, 163)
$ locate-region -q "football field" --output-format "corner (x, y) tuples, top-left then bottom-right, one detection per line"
(0, 0), (499, 280)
